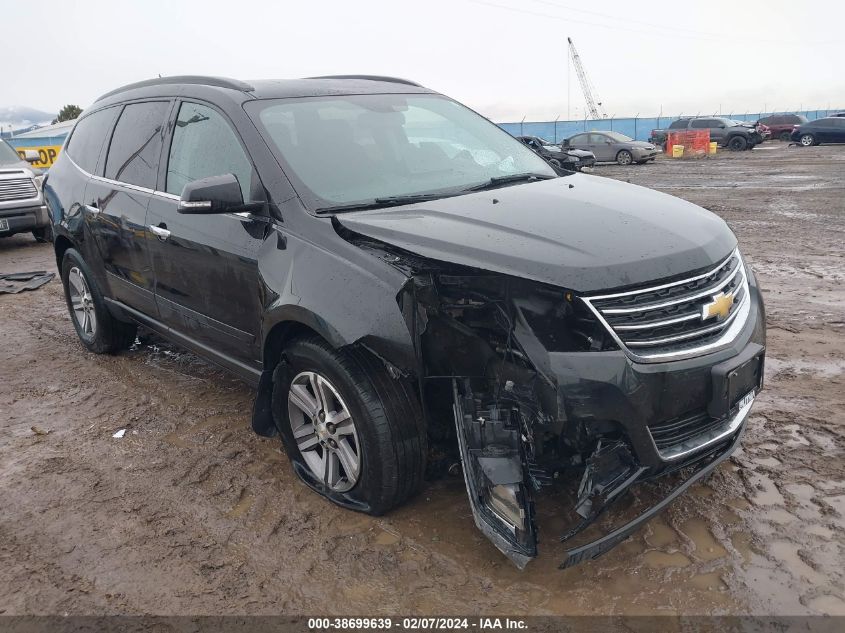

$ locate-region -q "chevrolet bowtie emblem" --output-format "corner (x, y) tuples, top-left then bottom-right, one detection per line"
(701, 291), (734, 322)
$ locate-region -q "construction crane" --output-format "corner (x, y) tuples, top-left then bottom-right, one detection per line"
(567, 37), (607, 120)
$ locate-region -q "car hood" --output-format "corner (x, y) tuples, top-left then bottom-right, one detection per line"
(630, 141), (656, 149)
(337, 174), (737, 293)
(0, 157), (35, 172)
(565, 148), (594, 158)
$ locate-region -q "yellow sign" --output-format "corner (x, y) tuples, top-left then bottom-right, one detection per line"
(701, 292), (735, 322)
(16, 145), (63, 169)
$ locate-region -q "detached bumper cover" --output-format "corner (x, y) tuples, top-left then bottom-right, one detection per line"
(561, 397), (752, 568)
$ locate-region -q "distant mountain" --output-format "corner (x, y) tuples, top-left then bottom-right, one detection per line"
(0, 106), (57, 132)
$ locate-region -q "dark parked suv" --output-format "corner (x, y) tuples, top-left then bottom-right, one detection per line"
(650, 117), (763, 151)
(46, 76), (765, 568)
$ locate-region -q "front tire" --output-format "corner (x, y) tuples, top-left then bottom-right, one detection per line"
(616, 150), (633, 165)
(61, 248), (137, 354)
(728, 136), (748, 151)
(799, 133), (816, 147)
(272, 336), (426, 516)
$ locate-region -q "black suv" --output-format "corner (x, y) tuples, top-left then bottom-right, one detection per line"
(46, 76), (765, 568)
(650, 117), (764, 150)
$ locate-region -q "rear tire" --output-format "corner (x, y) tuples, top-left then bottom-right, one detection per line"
(60, 248), (137, 354)
(272, 336), (426, 516)
(728, 136), (748, 151)
(779, 131), (791, 142)
(616, 150), (633, 165)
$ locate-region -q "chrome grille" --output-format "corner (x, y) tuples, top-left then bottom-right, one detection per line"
(581, 249), (750, 361)
(0, 177), (38, 202)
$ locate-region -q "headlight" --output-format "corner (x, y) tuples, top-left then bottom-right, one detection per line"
(33, 174), (45, 192)
(484, 483), (528, 535)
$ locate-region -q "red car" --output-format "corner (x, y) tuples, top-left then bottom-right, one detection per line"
(757, 114), (809, 141)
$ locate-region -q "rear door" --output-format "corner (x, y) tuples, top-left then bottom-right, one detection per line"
(691, 118), (722, 143)
(567, 133), (590, 152)
(84, 100), (172, 315)
(146, 100), (266, 367)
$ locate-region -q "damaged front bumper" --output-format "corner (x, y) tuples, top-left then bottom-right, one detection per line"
(559, 404), (751, 568)
(442, 270), (766, 569)
(345, 227), (766, 569)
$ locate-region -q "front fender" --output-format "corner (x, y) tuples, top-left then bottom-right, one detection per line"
(258, 226), (417, 373)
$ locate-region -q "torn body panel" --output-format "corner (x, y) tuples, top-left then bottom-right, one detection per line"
(338, 226), (766, 569)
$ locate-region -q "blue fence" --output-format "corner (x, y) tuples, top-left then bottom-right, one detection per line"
(499, 109), (843, 143)
(6, 135), (68, 149)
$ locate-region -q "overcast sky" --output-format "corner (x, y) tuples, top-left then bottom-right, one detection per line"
(1, 0), (841, 121)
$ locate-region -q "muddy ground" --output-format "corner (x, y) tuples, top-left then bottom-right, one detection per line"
(1, 142), (843, 617)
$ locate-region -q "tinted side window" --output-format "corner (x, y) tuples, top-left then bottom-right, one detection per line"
(669, 120), (688, 129)
(65, 108), (119, 174)
(691, 119), (716, 129)
(589, 133), (607, 143)
(105, 102), (169, 189)
(569, 134), (588, 144)
(166, 102), (252, 198)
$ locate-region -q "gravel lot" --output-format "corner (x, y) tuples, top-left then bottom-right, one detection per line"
(1, 142), (843, 616)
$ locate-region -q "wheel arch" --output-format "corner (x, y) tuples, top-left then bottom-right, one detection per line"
(262, 313), (341, 371)
(616, 148), (633, 162)
(53, 234), (74, 270)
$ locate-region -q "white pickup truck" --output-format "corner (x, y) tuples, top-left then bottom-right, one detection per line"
(0, 138), (51, 242)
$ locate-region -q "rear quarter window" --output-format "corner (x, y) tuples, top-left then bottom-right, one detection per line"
(669, 120), (688, 129)
(104, 101), (170, 189)
(65, 107), (119, 175)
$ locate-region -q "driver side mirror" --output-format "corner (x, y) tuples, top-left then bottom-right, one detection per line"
(178, 174), (248, 214)
(23, 149), (40, 164)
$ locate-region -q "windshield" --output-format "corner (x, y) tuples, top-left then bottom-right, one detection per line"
(246, 94), (555, 210)
(603, 131), (633, 142)
(0, 139), (22, 165)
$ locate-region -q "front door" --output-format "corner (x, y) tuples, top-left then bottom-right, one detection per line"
(146, 100), (266, 368)
(85, 100), (172, 315)
(589, 133), (614, 161)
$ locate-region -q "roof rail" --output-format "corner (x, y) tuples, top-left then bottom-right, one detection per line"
(94, 76), (254, 102)
(305, 74), (423, 87)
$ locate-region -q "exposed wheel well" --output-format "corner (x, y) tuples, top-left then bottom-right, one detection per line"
(54, 235), (73, 270)
(263, 321), (327, 370)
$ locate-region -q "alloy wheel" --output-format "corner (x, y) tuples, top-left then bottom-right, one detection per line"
(800, 134), (814, 147)
(68, 267), (97, 337)
(617, 151), (632, 165)
(287, 371), (361, 492)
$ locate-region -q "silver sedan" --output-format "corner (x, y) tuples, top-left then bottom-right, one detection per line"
(564, 131), (658, 165)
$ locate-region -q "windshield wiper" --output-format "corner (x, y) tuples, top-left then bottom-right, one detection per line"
(315, 192), (457, 215)
(463, 172), (556, 192)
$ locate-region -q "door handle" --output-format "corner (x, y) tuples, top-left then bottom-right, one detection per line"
(84, 203), (100, 215)
(149, 224), (171, 241)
